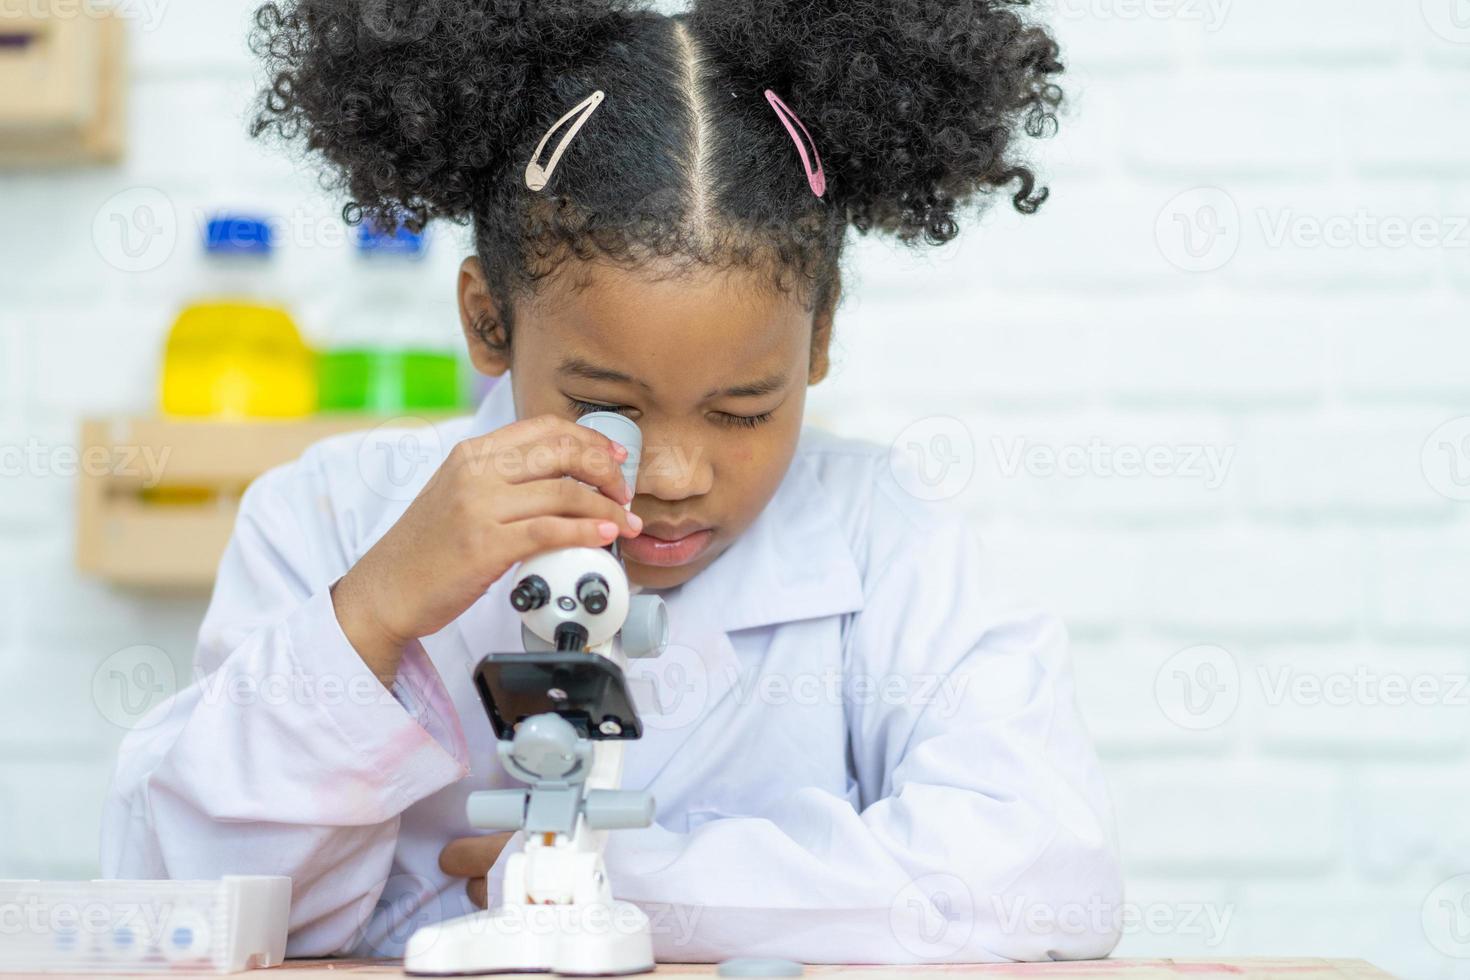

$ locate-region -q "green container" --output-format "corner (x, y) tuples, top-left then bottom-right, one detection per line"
(318, 349), (465, 413)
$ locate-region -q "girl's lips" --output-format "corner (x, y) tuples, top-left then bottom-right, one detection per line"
(619, 527), (714, 568)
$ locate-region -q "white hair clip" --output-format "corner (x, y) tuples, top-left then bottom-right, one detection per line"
(524, 90), (606, 192)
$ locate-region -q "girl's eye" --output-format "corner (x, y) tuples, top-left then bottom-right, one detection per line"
(566, 397), (631, 417)
(714, 411), (774, 430)
(567, 396), (772, 429)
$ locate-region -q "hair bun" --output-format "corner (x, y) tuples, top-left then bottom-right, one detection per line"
(689, 0), (1065, 244)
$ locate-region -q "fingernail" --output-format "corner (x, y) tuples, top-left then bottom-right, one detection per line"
(627, 511), (643, 533)
(612, 442), (629, 459)
(597, 521), (619, 539)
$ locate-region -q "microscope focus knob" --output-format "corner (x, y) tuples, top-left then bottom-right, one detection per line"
(583, 789), (656, 830)
(466, 789), (531, 831)
(510, 574), (551, 612)
(621, 594), (669, 659)
(576, 573), (610, 614)
(505, 713), (588, 780)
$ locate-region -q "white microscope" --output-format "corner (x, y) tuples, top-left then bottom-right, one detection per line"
(405, 412), (669, 977)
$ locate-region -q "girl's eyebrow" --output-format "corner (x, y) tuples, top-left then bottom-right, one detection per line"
(718, 374), (788, 399)
(557, 357), (788, 400)
(558, 356), (648, 390)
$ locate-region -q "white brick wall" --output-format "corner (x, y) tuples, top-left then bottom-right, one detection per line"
(2, 0), (1468, 976)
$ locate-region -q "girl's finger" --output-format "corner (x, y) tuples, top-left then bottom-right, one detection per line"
(438, 832), (515, 877)
(466, 876), (487, 909)
(489, 478), (642, 537)
(465, 416), (632, 503)
(500, 516), (622, 563)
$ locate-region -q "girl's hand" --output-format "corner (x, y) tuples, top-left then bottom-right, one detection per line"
(331, 415), (643, 684)
(439, 832), (515, 908)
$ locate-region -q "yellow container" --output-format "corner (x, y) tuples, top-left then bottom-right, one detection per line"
(160, 216), (315, 419)
(161, 301), (315, 418)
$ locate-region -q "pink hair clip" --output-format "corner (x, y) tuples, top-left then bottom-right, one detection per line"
(765, 89), (826, 199)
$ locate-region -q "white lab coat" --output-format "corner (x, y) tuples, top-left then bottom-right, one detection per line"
(101, 374), (1123, 964)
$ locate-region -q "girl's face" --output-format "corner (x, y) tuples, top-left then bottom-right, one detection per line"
(460, 256), (833, 590)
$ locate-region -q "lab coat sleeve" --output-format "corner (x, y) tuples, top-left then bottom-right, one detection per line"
(605, 512), (1122, 963)
(100, 452), (470, 956)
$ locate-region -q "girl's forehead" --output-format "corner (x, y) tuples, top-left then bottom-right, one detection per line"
(525, 258), (812, 372)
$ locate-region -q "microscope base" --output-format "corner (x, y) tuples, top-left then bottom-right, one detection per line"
(403, 901), (654, 977)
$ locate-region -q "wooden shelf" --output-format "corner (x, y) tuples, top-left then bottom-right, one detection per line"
(0, 7), (125, 168)
(75, 415), (444, 590)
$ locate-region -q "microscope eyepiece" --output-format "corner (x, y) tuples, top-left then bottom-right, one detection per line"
(510, 574), (551, 612)
(575, 573), (610, 615)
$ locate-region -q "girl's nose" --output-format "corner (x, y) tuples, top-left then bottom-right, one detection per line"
(633, 438), (713, 501)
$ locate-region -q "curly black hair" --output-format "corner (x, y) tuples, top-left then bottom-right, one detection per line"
(250, 0), (1063, 354)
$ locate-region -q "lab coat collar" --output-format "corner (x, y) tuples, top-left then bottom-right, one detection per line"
(461, 374), (866, 635)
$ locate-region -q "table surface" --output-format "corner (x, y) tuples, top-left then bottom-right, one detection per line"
(2, 959), (1397, 980)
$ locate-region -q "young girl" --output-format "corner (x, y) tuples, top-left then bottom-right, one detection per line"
(103, 0), (1121, 964)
